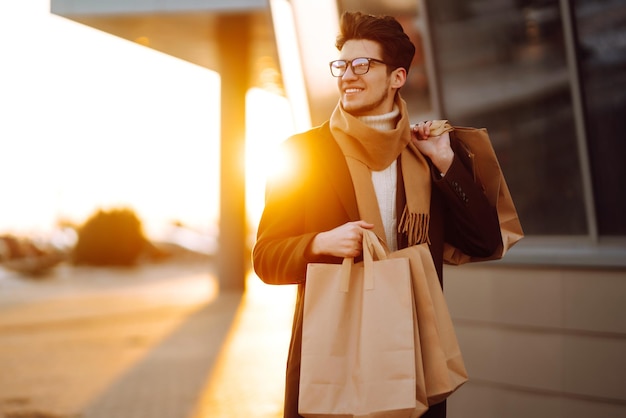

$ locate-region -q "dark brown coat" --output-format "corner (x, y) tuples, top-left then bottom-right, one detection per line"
(252, 122), (501, 418)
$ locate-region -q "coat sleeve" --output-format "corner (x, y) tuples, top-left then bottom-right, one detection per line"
(252, 137), (315, 285)
(252, 133), (347, 285)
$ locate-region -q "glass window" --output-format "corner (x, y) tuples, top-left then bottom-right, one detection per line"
(427, 0), (587, 235)
(573, 0), (626, 235)
(337, 0), (626, 238)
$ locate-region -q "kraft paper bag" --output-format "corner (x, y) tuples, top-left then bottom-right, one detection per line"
(429, 121), (524, 265)
(391, 244), (468, 406)
(300, 229), (427, 418)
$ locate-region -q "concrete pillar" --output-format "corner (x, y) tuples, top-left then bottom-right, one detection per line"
(217, 13), (250, 291)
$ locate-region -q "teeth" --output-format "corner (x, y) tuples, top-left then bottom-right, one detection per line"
(345, 88), (361, 93)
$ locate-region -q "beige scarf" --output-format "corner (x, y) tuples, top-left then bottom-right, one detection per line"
(330, 96), (432, 247)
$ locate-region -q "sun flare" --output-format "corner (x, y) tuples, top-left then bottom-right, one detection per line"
(245, 88), (298, 227)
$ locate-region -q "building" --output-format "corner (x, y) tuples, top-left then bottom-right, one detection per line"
(51, 0), (626, 416)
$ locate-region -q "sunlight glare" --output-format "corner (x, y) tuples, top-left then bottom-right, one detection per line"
(245, 87), (297, 228)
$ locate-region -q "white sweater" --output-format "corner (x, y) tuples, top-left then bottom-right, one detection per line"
(358, 106), (400, 251)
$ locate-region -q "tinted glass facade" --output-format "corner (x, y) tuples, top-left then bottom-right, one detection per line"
(573, 0), (626, 235)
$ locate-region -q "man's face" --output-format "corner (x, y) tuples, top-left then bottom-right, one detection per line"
(337, 39), (403, 117)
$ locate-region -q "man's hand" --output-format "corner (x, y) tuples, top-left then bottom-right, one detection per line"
(411, 121), (454, 176)
(310, 220), (375, 258)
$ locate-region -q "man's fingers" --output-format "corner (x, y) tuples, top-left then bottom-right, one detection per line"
(412, 122), (430, 140)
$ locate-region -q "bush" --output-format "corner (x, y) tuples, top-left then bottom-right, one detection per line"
(73, 208), (147, 266)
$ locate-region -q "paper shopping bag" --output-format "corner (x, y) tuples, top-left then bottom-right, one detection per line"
(447, 126), (524, 264)
(299, 229), (426, 418)
(428, 120), (524, 265)
(391, 244), (468, 406)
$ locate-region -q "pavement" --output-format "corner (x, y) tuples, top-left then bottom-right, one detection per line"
(0, 255), (297, 418)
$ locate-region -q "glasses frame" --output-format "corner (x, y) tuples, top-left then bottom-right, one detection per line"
(329, 57), (387, 77)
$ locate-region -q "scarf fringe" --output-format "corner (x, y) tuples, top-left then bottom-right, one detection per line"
(398, 206), (431, 246)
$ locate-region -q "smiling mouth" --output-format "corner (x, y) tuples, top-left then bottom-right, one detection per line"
(344, 88), (363, 94)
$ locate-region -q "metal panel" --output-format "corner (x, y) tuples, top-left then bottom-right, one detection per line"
(559, 0), (598, 241)
(271, 0), (339, 127)
(51, 0), (267, 15)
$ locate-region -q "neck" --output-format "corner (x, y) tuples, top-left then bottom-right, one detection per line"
(357, 105), (399, 131)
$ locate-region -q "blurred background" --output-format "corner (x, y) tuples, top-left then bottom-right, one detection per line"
(1, 0), (625, 417)
(0, 2), (222, 238)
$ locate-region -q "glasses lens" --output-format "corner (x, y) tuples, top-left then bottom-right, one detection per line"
(330, 60), (347, 77)
(351, 58), (370, 75)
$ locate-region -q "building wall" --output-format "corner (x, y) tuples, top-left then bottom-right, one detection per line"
(445, 263), (626, 417)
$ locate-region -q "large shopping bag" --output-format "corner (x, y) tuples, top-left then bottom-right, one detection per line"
(391, 244), (468, 406)
(429, 120), (524, 265)
(299, 229), (427, 418)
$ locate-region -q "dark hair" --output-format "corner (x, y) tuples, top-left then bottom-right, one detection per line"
(335, 11), (416, 74)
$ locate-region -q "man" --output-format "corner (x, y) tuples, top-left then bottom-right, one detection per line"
(253, 11), (502, 418)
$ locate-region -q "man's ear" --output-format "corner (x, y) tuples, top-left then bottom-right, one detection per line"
(390, 67), (407, 89)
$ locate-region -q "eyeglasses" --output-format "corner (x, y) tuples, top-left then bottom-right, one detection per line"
(329, 57), (387, 77)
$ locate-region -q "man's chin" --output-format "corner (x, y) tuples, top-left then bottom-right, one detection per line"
(341, 100), (364, 115)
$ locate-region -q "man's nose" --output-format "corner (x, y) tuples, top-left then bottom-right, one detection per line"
(341, 65), (358, 80)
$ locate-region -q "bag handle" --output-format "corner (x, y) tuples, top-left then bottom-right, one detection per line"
(339, 257), (353, 292)
(340, 229), (388, 292)
(362, 229), (387, 261)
